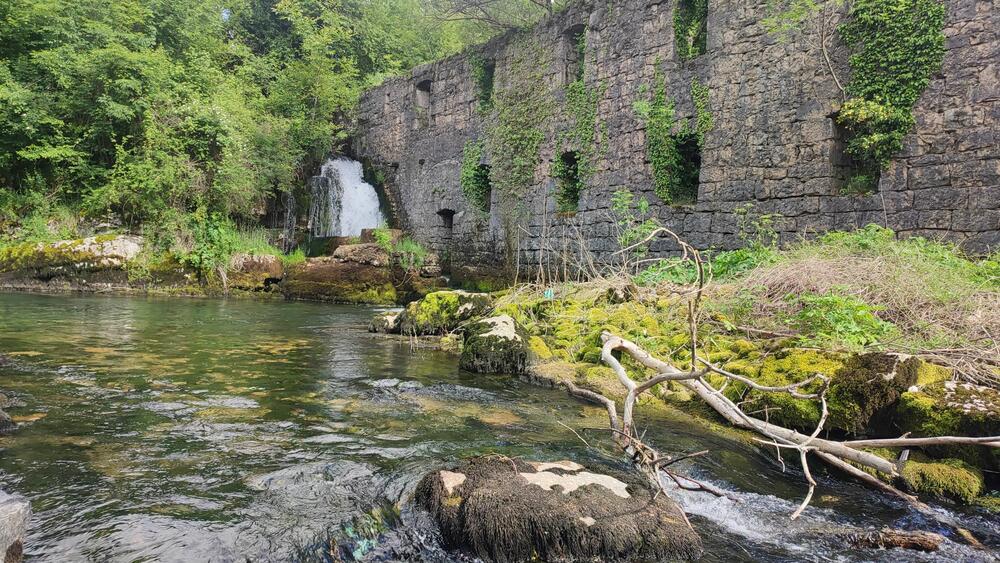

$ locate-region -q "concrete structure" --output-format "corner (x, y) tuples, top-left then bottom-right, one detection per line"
(351, 0), (999, 279)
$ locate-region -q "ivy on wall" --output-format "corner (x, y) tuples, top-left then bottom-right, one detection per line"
(674, 0), (708, 60)
(634, 71), (709, 206)
(461, 140), (491, 213)
(691, 78), (713, 144)
(483, 38), (554, 221)
(836, 0), (946, 192)
(555, 29), (604, 213)
(469, 54), (495, 112)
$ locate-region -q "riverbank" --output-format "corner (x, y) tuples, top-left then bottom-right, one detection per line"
(0, 232), (448, 304)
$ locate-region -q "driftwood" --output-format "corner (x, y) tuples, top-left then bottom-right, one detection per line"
(848, 529), (944, 552)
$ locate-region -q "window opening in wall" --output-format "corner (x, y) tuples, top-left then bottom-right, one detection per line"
(471, 56), (495, 111)
(414, 79), (432, 126)
(562, 24), (587, 84)
(554, 151), (582, 212)
(831, 114), (879, 195)
(668, 132), (701, 205)
(674, 0), (708, 61)
(461, 140), (492, 213)
(437, 209), (455, 231)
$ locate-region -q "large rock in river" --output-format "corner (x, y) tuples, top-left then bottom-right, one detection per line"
(398, 290), (492, 336)
(415, 456), (702, 562)
(0, 491), (30, 563)
(459, 315), (528, 375)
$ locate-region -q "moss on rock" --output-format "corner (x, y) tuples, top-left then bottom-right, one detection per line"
(528, 335), (553, 361)
(399, 290), (492, 336)
(900, 455), (984, 504)
(717, 349), (844, 431)
(894, 381), (1000, 470)
(826, 353), (915, 434)
(460, 315), (529, 375)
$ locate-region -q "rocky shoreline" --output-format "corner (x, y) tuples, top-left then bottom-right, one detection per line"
(0, 233), (446, 304)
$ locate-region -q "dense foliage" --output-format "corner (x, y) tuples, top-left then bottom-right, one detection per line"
(460, 139), (491, 213)
(634, 72), (705, 206)
(0, 0), (478, 250)
(837, 0), (946, 191)
(674, 0), (708, 60)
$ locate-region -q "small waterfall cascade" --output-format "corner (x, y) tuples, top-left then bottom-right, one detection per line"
(308, 157), (386, 238)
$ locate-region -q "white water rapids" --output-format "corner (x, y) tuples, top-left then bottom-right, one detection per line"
(308, 157), (385, 237)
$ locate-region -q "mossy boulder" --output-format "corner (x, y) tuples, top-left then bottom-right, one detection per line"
(281, 258), (445, 304)
(900, 454), (984, 504)
(460, 315), (529, 375)
(826, 353), (918, 434)
(0, 235), (141, 275)
(415, 456), (703, 562)
(332, 243), (390, 266)
(715, 349), (844, 431)
(398, 290), (492, 336)
(894, 381), (1000, 470)
(227, 253), (284, 291)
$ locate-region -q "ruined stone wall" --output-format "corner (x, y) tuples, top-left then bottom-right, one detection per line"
(351, 0), (999, 279)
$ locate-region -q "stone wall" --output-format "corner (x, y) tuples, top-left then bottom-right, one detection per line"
(351, 0), (999, 279)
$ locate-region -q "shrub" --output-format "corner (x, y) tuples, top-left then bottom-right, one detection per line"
(394, 237), (427, 271)
(788, 289), (897, 349)
(371, 227), (394, 252)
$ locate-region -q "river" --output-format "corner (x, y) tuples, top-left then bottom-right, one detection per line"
(0, 293), (996, 561)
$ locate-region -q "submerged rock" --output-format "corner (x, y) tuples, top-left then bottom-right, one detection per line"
(0, 491), (30, 563)
(369, 310), (402, 334)
(459, 315), (528, 375)
(0, 410), (14, 436)
(415, 456), (702, 562)
(398, 290), (492, 336)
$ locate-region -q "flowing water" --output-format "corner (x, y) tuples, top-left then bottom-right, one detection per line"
(0, 293), (996, 562)
(308, 158), (386, 238)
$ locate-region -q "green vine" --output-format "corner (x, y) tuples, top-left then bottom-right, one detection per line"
(836, 0), (946, 191)
(674, 0), (708, 61)
(461, 140), (491, 213)
(469, 54), (495, 112)
(634, 70), (704, 206)
(484, 38), (554, 220)
(554, 29), (604, 213)
(690, 77), (713, 144)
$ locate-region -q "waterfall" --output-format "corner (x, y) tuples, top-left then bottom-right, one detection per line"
(308, 157), (386, 238)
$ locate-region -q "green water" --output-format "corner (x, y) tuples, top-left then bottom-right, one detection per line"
(0, 293), (995, 562)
